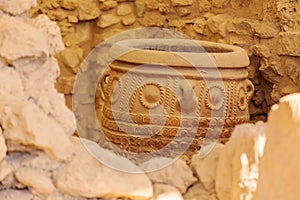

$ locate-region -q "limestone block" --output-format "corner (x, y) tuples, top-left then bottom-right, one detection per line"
(171, 0), (193, 7)
(0, 127), (6, 163)
(101, 0), (118, 10)
(250, 45), (271, 58)
(0, 189), (33, 200)
(117, 3), (132, 15)
(97, 14), (120, 28)
(140, 157), (197, 194)
(253, 23), (278, 39)
(285, 58), (300, 85)
(184, 183), (217, 200)
(256, 94), (300, 200)
(227, 18), (254, 36)
(138, 12), (166, 27)
(0, 15), (48, 62)
(0, 93), (73, 161)
(61, 46), (83, 69)
(54, 137), (153, 198)
(277, 32), (300, 56)
(121, 15), (136, 26)
(153, 184), (184, 200)
(77, 1), (101, 21)
(0, 0), (36, 15)
(29, 14), (65, 56)
(206, 14), (229, 37)
(15, 167), (55, 194)
(61, 0), (79, 10)
(191, 143), (225, 192)
(215, 122), (266, 200)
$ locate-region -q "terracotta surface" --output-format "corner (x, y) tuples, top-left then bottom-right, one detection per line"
(97, 39), (254, 155)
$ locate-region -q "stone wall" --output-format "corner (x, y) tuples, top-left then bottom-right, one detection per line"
(30, 0), (300, 121)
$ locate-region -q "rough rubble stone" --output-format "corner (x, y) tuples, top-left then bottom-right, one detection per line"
(117, 3), (132, 15)
(0, 0), (36, 15)
(253, 22), (278, 39)
(206, 14), (229, 37)
(227, 18), (254, 36)
(184, 182), (217, 200)
(97, 14), (120, 28)
(121, 15), (136, 26)
(0, 15), (48, 62)
(15, 167), (55, 194)
(250, 45), (271, 58)
(61, 46), (83, 69)
(215, 122), (266, 200)
(277, 32), (300, 56)
(140, 157), (197, 194)
(191, 143), (225, 192)
(153, 184), (184, 200)
(0, 127), (6, 163)
(77, 0), (101, 21)
(0, 189), (33, 200)
(54, 137), (153, 198)
(256, 94), (300, 200)
(61, 0), (79, 10)
(171, 0), (193, 7)
(198, 0), (211, 12)
(101, 0), (118, 10)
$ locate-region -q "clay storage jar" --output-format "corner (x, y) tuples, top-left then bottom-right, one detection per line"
(96, 39), (254, 157)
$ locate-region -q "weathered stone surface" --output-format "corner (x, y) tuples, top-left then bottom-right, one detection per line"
(77, 1), (101, 21)
(56, 76), (76, 94)
(193, 18), (207, 35)
(54, 137), (153, 198)
(176, 7), (191, 17)
(97, 14), (120, 28)
(61, 0), (79, 10)
(141, 157), (197, 194)
(15, 167), (55, 194)
(256, 94), (300, 200)
(117, 3), (132, 15)
(0, 189), (33, 200)
(67, 15), (78, 23)
(138, 12), (166, 27)
(227, 18), (253, 36)
(230, 0), (250, 8)
(171, 0), (193, 7)
(211, 0), (230, 8)
(285, 58), (300, 85)
(277, 32), (300, 56)
(0, 0), (36, 15)
(206, 14), (229, 37)
(198, 0), (211, 12)
(135, 0), (146, 17)
(184, 183), (217, 200)
(153, 184), (184, 200)
(0, 127), (6, 163)
(101, 0), (118, 10)
(191, 144), (225, 192)
(253, 23), (278, 39)
(215, 122), (266, 200)
(121, 15), (136, 26)
(0, 15), (48, 62)
(250, 45), (271, 58)
(0, 161), (12, 182)
(61, 46), (83, 69)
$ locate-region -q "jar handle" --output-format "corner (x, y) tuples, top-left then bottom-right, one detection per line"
(99, 69), (111, 101)
(246, 79), (254, 101)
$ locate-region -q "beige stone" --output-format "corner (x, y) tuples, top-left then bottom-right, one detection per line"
(250, 45), (271, 58)
(176, 7), (191, 17)
(215, 122), (266, 200)
(230, 0), (250, 8)
(285, 58), (300, 85)
(171, 0), (193, 7)
(138, 12), (166, 27)
(54, 137), (153, 198)
(277, 32), (300, 56)
(61, 46), (83, 69)
(253, 23), (278, 39)
(61, 0), (79, 10)
(135, 0), (146, 17)
(191, 144), (225, 192)
(117, 3), (132, 16)
(227, 18), (254, 36)
(101, 0), (118, 10)
(0, 161), (12, 182)
(211, 0), (230, 8)
(0, 189), (33, 200)
(206, 14), (229, 37)
(0, 93), (73, 160)
(15, 167), (55, 194)
(153, 184), (184, 200)
(0, 15), (48, 62)
(158, 3), (171, 14)
(198, 0), (211, 12)
(193, 18), (207, 35)
(141, 157), (197, 194)
(56, 76), (76, 95)
(97, 14), (120, 28)
(0, 127), (6, 163)
(256, 94), (300, 200)
(0, 0), (36, 15)
(121, 15), (136, 26)
(67, 15), (78, 23)
(78, 1), (101, 21)
(184, 183), (217, 200)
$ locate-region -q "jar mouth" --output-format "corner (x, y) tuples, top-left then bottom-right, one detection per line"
(109, 39), (249, 68)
